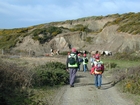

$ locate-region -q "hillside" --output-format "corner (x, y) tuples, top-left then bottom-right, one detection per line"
(0, 12), (140, 56)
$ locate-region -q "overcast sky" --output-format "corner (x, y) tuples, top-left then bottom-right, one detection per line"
(0, 0), (140, 29)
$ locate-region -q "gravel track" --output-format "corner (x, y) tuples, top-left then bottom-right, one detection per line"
(52, 71), (134, 105)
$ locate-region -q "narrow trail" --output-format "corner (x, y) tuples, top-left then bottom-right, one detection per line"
(52, 71), (134, 105)
(17, 56), (135, 105)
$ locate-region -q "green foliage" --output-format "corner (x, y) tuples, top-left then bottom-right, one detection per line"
(70, 24), (91, 32)
(104, 12), (140, 34)
(0, 59), (34, 105)
(104, 62), (117, 69)
(113, 52), (140, 61)
(115, 66), (140, 95)
(32, 26), (62, 44)
(33, 62), (69, 87)
(0, 59), (69, 105)
(0, 27), (33, 49)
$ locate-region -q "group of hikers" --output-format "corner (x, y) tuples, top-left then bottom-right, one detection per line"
(66, 48), (104, 89)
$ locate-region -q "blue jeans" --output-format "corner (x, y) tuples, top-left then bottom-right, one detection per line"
(94, 74), (102, 87)
(83, 64), (87, 72)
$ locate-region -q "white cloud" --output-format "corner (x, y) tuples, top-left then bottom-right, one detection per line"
(0, 0), (140, 28)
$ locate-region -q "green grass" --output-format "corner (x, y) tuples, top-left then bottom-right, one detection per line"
(102, 57), (140, 69)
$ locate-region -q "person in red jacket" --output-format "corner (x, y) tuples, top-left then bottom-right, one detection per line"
(90, 58), (104, 89)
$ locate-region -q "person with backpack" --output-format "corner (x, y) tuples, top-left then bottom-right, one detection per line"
(66, 48), (79, 87)
(94, 51), (100, 60)
(90, 58), (104, 89)
(77, 53), (83, 71)
(82, 54), (88, 72)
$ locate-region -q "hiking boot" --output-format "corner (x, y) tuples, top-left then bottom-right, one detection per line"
(70, 85), (74, 87)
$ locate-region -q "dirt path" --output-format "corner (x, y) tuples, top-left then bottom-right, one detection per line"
(4, 56), (135, 105)
(52, 70), (134, 105)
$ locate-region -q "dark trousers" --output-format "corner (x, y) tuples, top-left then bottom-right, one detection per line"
(69, 68), (77, 86)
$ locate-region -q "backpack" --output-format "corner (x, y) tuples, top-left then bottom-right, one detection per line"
(78, 58), (83, 63)
(84, 58), (88, 63)
(95, 61), (103, 71)
(68, 54), (77, 65)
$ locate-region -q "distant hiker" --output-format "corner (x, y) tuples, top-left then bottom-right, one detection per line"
(90, 54), (95, 67)
(67, 52), (70, 56)
(66, 48), (79, 87)
(56, 49), (60, 55)
(77, 53), (83, 71)
(82, 54), (88, 72)
(90, 58), (104, 89)
(50, 48), (54, 56)
(94, 51), (100, 60)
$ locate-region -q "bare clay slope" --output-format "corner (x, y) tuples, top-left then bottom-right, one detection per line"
(13, 16), (140, 56)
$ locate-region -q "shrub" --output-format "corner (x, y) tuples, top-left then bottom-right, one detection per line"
(33, 62), (69, 87)
(0, 59), (34, 105)
(32, 26), (62, 44)
(0, 59), (69, 105)
(111, 66), (140, 95)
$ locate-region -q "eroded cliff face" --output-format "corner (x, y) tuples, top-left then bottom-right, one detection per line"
(13, 17), (140, 56)
(93, 25), (140, 53)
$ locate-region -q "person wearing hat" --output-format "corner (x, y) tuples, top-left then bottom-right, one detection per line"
(77, 53), (83, 71)
(82, 54), (88, 72)
(66, 48), (79, 87)
(92, 58), (104, 89)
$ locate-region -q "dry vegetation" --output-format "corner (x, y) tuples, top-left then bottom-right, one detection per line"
(0, 56), (69, 105)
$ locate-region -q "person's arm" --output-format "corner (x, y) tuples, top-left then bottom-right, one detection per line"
(101, 64), (104, 73)
(66, 56), (69, 70)
(76, 55), (79, 68)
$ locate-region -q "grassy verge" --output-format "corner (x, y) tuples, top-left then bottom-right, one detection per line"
(101, 56), (140, 105)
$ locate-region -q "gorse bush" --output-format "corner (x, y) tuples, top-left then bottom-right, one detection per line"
(112, 66), (140, 95)
(0, 25), (62, 49)
(32, 26), (62, 44)
(33, 62), (69, 86)
(70, 24), (91, 32)
(105, 12), (140, 35)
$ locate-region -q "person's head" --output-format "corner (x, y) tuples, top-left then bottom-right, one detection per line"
(83, 54), (86, 57)
(68, 52), (70, 55)
(96, 51), (99, 54)
(71, 48), (77, 53)
(78, 53), (81, 56)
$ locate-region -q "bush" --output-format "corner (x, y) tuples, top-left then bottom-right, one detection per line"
(33, 62), (69, 87)
(0, 59), (34, 105)
(111, 66), (140, 95)
(0, 59), (69, 105)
